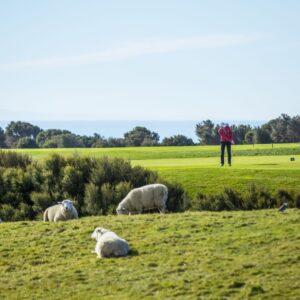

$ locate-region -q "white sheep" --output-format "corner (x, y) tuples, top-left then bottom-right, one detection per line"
(91, 227), (130, 258)
(116, 183), (168, 215)
(43, 200), (79, 222)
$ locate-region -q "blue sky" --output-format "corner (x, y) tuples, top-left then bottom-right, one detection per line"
(0, 0), (299, 121)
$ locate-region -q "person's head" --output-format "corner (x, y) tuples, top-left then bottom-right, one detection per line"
(221, 122), (229, 127)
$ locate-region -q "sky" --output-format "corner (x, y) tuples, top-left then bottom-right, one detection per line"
(0, 0), (299, 121)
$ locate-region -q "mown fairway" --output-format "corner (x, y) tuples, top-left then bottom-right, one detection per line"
(137, 155), (300, 197)
(1, 210), (300, 300)
(12, 143), (300, 160)
(12, 143), (300, 197)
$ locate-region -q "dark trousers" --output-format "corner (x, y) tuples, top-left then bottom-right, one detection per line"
(220, 142), (231, 165)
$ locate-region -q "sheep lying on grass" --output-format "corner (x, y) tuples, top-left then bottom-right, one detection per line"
(91, 227), (130, 258)
(43, 200), (78, 222)
(116, 183), (168, 215)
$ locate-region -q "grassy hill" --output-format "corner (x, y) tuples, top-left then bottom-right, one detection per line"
(1, 210), (300, 299)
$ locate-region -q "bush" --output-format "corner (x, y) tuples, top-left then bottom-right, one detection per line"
(100, 183), (114, 215)
(194, 184), (298, 211)
(15, 137), (38, 149)
(14, 203), (34, 220)
(83, 183), (101, 215)
(130, 166), (158, 187)
(31, 192), (54, 214)
(160, 180), (190, 212)
(294, 194), (300, 209)
(0, 152), (187, 220)
(277, 189), (294, 208)
(0, 151), (31, 169)
(0, 204), (15, 221)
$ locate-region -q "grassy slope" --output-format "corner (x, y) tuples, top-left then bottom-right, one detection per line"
(1, 210), (300, 300)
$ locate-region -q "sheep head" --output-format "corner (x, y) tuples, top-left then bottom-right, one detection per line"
(58, 200), (74, 213)
(91, 227), (110, 241)
(116, 205), (129, 215)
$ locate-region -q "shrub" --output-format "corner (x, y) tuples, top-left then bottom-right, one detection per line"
(194, 184), (298, 211)
(0, 152), (187, 220)
(130, 166), (158, 187)
(0, 204), (15, 221)
(113, 181), (132, 209)
(100, 183), (114, 215)
(161, 181), (190, 212)
(83, 183), (101, 215)
(62, 166), (84, 198)
(14, 203), (34, 220)
(31, 192), (54, 214)
(294, 194), (300, 209)
(0, 151), (31, 169)
(277, 189), (294, 207)
(15, 137), (38, 149)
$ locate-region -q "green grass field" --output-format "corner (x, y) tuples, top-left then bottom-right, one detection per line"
(1, 210), (300, 299)
(136, 155), (300, 197)
(10, 143), (300, 197)
(2, 145), (300, 299)
(11, 143), (300, 160)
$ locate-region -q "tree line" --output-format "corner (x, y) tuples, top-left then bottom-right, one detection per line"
(0, 114), (299, 148)
(0, 122), (194, 148)
(196, 114), (300, 145)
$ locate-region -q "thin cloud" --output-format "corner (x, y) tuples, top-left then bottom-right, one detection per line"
(1, 33), (266, 70)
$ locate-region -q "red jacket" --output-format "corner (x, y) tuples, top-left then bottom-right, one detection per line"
(218, 125), (233, 143)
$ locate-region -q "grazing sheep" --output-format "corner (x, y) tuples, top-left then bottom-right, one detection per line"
(43, 200), (78, 222)
(91, 227), (130, 258)
(116, 183), (168, 215)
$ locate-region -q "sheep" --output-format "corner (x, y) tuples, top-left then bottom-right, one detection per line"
(43, 199), (78, 222)
(91, 227), (130, 258)
(116, 183), (168, 215)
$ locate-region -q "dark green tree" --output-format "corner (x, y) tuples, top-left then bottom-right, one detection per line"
(231, 124), (252, 144)
(0, 127), (6, 148)
(253, 114), (300, 144)
(245, 130), (256, 145)
(91, 134), (109, 148)
(124, 127), (159, 146)
(162, 134), (194, 146)
(36, 129), (72, 147)
(195, 120), (219, 145)
(56, 134), (85, 148)
(5, 121), (41, 139)
(287, 115), (300, 142)
(254, 126), (273, 144)
(15, 137), (38, 149)
(106, 137), (125, 147)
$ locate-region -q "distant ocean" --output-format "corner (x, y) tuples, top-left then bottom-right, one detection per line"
(0, 120), (265, 142)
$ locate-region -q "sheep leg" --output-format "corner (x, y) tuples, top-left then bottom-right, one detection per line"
(43, 209), (49, 222)
(158, 206), (167, 214)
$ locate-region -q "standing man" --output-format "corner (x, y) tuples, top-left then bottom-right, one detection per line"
(218, 123), (234, 166)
